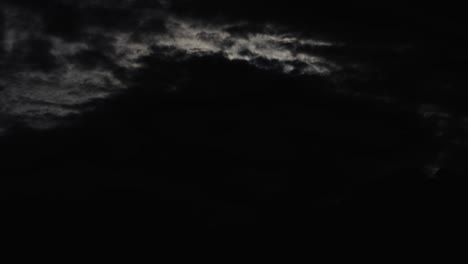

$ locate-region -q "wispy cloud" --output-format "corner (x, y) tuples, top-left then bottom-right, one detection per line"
(155, 18), (339, 74)
(1, 4), (341, 131)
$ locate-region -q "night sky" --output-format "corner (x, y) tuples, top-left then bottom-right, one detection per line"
(0, 1), (466, 238)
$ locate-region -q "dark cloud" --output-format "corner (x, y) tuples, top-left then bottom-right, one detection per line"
(9, 37), (58, 71)
(69, 49), (115, 70)
(0, 1), (169, 127)
(3, 0), (167, 42)
(0, 10), (5, 59)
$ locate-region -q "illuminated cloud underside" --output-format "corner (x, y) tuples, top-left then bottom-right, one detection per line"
(156, 19), (338, 74)
(0, 9), (339, 130)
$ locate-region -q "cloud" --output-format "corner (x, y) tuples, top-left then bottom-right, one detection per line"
(4, 0), (444, 134)
(152, 18), (339, 75)
(1, 1), (345, 132)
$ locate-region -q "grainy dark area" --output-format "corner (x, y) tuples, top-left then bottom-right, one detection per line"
(0, 1), (466, 241)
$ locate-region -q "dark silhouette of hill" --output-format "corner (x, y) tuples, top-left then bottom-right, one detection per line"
(1, 51), (462, 235)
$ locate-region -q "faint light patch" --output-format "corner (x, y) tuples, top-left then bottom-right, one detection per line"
(4, 29), (24, 53)
(0, 64), (124, 128)
(113, 33), (153, 69)
(2, 6), (44, 54)
(167, 85), (179, 92)
(50, 37), (89, 58)
(418, 104), (451, 119)
(424, 164), (441, 179)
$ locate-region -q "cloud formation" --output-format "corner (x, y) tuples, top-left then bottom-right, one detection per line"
(1, 0), (461, 138)
(0, 2), (342, 131)
(156, 18), (338, 74)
